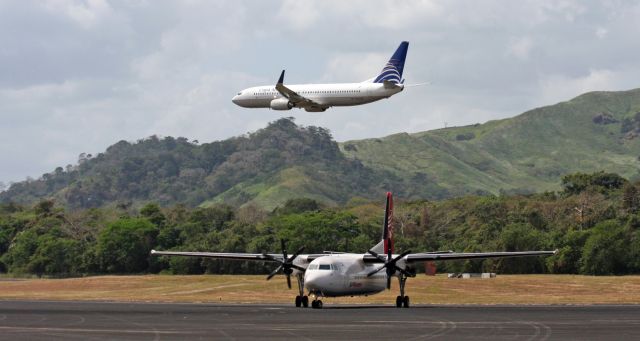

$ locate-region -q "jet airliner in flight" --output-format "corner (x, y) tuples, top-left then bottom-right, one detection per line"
(152, 193), (556, 309)
(231, 41), (411, 112)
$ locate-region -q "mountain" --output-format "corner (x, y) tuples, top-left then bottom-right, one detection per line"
(0, 119), (395, 210)
(341, 88), (640, 197)
(2, 89), (640, 209)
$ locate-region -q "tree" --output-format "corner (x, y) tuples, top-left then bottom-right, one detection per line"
(497, 223), (548, 273)
(580, 220), (628, 275)
(140, 203), (166, 227)
(96, 218), (158, 273)
(562, 172), (627, 195)
(26, 236), (83, 277)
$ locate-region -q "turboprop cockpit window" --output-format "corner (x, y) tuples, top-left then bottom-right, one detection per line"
(319, 264), (331, 270)
(237, 92), (242, 95)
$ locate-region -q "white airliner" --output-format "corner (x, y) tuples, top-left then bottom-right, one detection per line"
(231, 41), (411, 112)
(152, 193), (556, 309)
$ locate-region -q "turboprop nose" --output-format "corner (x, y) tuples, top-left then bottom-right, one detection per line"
(304, 272), (326, 293)
(231, 95), (240, 105)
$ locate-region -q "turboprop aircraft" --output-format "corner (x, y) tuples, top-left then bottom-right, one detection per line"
(151, 193), (556, 309)
(231, 41), (418, 112)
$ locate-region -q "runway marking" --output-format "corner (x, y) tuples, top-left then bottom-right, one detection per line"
(0, 326), (199, 335)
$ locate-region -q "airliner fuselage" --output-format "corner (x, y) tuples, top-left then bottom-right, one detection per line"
(232, 83), (404, 111)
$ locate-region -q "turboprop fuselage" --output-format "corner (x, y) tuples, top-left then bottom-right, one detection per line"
(302, 254), (400, 297)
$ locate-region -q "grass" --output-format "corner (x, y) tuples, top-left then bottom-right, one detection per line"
(1, 274), (639, 305)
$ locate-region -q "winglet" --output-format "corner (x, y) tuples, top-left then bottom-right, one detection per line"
(277, 70), (285, 84)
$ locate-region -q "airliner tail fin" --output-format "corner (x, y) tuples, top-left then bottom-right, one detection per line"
(373, 41), (409, 84)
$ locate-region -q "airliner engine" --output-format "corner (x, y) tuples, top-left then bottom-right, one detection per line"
(270, 98), (294, 110)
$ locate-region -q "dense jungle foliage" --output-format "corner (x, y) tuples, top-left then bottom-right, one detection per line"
(1, 171), (639, 277)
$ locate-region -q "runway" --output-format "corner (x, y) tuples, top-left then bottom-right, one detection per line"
(0, 300), (638, 340)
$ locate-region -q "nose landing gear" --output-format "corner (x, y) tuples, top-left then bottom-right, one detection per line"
(311, 299), (323, 309)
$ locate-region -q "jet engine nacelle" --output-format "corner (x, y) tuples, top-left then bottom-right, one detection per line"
(270, 98), (294, 110)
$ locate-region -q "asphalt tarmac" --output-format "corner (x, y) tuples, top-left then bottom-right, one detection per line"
(0, 300), (638, 340)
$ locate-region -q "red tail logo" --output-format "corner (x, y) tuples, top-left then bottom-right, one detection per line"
(383, 192), (394, 254)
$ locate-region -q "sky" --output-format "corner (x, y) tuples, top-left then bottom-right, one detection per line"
(1, 0), (640, 187)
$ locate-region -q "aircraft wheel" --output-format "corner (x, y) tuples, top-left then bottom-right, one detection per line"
(396, 296), (402, 308)
(403, 296), (410, 308)
(316, 300), (323, 309)
(302, 296), (309, 308)
(295, 295), (302, 307)
(311, 300), (317, 309)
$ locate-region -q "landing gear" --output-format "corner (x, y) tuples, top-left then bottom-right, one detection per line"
(294, 274), (309, 308)
(396, 273), (411, 308)
(311, 299), (323, 309)
(295, 295), (310, 307)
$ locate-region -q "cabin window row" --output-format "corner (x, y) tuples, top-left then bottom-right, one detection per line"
(252, 90), (361, 95)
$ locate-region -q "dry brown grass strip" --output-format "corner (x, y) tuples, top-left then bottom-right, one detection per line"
(1, 274), (639, 305)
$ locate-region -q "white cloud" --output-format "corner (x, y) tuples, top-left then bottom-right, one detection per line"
(595, 26), (608, 39)
(507, 37), (534, 61)
(538, 69), (617, 105)
(43, 0), (113, 29)
(2, 0), (640, 184)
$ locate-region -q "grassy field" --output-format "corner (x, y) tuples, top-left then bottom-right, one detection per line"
(1, 274), (639, 305)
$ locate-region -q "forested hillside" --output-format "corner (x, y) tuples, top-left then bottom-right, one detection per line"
(2, 89), (640, 209)
(0, 118), (392, 210)
(1, 171), (639, 277)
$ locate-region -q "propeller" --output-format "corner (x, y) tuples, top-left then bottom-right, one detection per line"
(262, 239), (305, 289)
(367, 248), (414, 290)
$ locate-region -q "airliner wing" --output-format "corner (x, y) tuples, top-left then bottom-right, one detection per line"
(275, 70), (326, 110)
(404, 250), (557, 262)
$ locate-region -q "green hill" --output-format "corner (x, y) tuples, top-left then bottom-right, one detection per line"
(341, 89), (640, 197)
(2, 89), (640, 209)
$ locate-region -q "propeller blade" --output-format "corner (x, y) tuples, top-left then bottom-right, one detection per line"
(386, 275), (392, 290)
(367, 265), (386, 277)
(266, 265), (283, 280)
(394, 266), (414, 278)
(286, 274), (292, 289)
(367, 250), (386, 262)
(391, 250), (412, 264)
(288, 246), (305, 262)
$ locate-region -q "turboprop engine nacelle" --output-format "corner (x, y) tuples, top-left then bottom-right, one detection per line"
(270, 98), (294, 110)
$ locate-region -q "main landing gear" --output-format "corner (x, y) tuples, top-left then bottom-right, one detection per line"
(295, 295), (309, 308)
(294, 273), (309, 308)
(396, 273), (410, 308)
